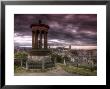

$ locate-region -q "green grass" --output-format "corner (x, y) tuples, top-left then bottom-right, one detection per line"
(14, 64), (97, 76)
(78, 65), (97, 71)
(60, 64), (97, 76)
(14, 66), (26, 73)
(14, 66), (55, 73)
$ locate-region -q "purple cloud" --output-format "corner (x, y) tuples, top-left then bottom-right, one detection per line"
(14, 14), (97, 47)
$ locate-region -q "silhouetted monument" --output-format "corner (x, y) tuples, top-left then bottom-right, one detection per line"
(31, 20), (48, 49)
(29, 20), (50, 56)
(27, 20), (53, 70)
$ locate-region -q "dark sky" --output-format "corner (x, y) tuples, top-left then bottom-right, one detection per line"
(14, 14), (97, 47)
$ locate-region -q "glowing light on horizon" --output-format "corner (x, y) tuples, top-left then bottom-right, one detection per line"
(14, 34), (96, 50)
(14, 35), (32, 44)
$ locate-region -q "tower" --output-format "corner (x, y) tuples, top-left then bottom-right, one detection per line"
(27, 20), (53, 70)
(29, 20), (50, 56)
(31, 20), (48, 49)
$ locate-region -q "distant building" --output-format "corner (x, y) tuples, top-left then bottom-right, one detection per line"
(69, 45), (71, 50)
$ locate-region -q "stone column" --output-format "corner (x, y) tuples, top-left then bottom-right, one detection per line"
(36, 30), (38, 48)
(44, 31), (47, 48)
(42, 59), (45, 71)
(40, 30), (42, 48)
(26, 60), (28, 69)
(32, 31), (34, 48)
(34, 31), (37, 48)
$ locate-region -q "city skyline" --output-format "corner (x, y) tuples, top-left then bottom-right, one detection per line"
(14, 14), (97, 49)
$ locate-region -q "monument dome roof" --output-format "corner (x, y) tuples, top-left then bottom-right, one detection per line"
(30, 20), (49, 29)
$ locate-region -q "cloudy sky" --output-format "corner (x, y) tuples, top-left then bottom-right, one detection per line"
(14, 14), (97, 48)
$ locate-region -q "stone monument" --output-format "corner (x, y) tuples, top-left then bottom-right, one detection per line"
(27, 20), (53, 70)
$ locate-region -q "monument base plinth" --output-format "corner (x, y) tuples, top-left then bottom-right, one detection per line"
(29, 48), (51, 56)
(26, 49), (54, 69)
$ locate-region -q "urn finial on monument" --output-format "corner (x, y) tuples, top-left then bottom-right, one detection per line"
(38, 19), (42, 24)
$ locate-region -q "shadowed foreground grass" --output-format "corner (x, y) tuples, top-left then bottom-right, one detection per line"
(14, 66), (26, 73)
(60, 64), (97, 76)
(14, 64), (97, 76)
(14, 66), (54, 73)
